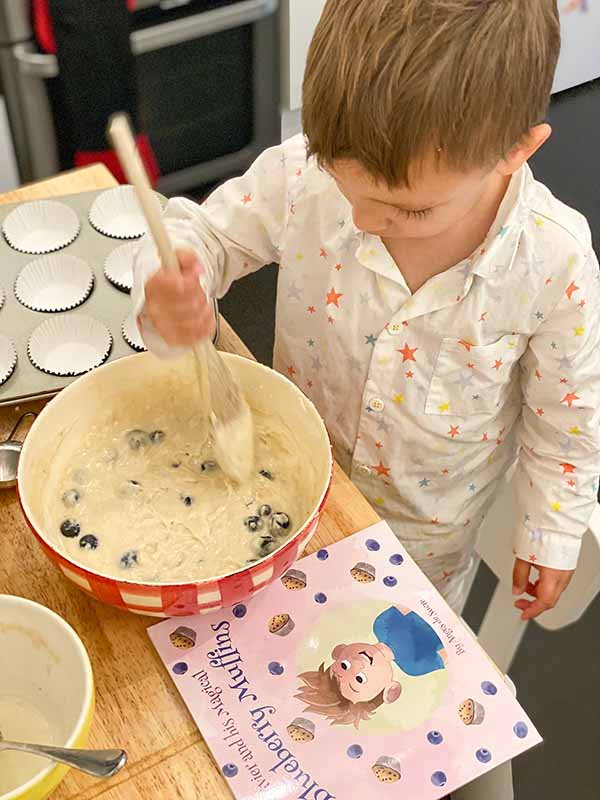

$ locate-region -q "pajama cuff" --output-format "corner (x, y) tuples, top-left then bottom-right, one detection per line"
(513, 525), (582, 571)
(130, 224), (216, 358)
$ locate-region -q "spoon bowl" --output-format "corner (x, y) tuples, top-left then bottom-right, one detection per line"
(0, 412), (36, 490)
(0, 442), (21, 489)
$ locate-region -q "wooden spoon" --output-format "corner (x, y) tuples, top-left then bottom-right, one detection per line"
(107, 113), (254, 483)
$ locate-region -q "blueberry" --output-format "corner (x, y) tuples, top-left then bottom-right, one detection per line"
(366, 539), (380, 551)
(268, 661), (284, 675)
(79, 534), (99, 550)
(431, 771), (447, 787)
(390, 553), (404, 566)
(258, 504), (272, 517)
(171, 462), (181, 469)
(347, 745), (363, 759)
(427, 731), (444, 746)
(314, 592), (327, 604)
(222, 764), (238, 778)
(244, 515), (264, 532)
(172, 662), (188, 675)
(383, 576), (398, 587)
(317, 549), (329, 560)
(201, 460), (217, 472)
(233, 604), (247, 618)
(271, 512), (290, 534)
(258, 535), (277, 556)
(513, 722), (528, 739)
(126, 429), (150, 450)
(62, 489), (81, 508)
(60, 519), (80, 538)
(181, 494), (194, 507)
(259, 469), (274, 480)
(120, 550), (139, 569)
(481, 681), (498, 696)
(476, 748), (492, 764)
(150, 430), (165, 443)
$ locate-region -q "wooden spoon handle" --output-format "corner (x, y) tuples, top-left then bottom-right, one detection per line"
(107, 113), (179, 273)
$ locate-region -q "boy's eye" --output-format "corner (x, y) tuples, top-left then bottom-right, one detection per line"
(356, 672), (367, 684)
(396, 207), (433, 220)
(340, 660), (351, 671)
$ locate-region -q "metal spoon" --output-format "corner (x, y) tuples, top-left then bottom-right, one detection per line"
(0, 730), (127, 778)
(0, 411), (36, 490)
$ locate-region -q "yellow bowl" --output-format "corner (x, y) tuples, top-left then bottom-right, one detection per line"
(0, 595), (94, 800)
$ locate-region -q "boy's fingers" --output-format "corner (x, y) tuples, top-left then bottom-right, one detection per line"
(516, 597), (553, 621)
(176, 248), (202, 277)
(512, 558), (531, 595)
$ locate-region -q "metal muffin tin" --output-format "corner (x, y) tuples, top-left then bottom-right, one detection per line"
(0, 187), (218, 408)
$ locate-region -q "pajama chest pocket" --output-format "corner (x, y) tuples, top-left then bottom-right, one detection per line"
(426, 334), (527, 416)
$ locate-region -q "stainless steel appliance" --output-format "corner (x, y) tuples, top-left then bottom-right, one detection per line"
(0, 0), (280, 193)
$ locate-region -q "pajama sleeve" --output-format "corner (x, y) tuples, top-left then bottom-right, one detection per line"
(131, 136), (301, 355)
(514, 247), (600, 570)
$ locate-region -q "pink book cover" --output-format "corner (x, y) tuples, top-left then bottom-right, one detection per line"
(148, 521), (541, 799)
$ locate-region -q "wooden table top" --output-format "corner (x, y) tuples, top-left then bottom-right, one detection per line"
(0, 165), (379, 799)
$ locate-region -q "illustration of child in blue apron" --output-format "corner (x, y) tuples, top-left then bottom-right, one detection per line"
(296, 606), (447, 729)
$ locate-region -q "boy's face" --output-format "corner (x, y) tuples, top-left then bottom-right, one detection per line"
(327, 158), (504, 241)
(330, 642), (402, 704)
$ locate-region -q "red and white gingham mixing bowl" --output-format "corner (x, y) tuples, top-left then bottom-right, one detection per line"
(17, 352), (332, 617)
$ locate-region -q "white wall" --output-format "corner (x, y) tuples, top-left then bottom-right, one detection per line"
(554, 5), (600, 92)
(280, 0), (325, 111)
(0, 97), (19, 192)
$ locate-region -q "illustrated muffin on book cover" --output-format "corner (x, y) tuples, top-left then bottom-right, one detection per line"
(149, 521), (541, 800)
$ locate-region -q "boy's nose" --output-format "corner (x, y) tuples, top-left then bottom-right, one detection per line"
(352, 208), (389, 235)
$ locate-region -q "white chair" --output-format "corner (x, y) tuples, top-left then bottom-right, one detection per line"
(471, 472), (600, 674)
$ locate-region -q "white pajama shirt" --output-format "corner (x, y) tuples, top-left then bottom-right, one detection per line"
(133, 134), (600, 600)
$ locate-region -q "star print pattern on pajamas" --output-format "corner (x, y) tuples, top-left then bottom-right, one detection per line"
(133, 134), (600, 597)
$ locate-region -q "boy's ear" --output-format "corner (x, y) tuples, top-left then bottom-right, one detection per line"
(383, 681), (402, 704)
(332, 644), (347, 659)
(498, 123), (552, 177)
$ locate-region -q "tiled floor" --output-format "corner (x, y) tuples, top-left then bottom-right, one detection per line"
(213, 79), (600, 800)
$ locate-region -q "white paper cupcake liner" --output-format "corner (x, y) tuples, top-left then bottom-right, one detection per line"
(3, 200), (80, 255)
(28, 315), (112, 377)
(104, 241), (138, 292)
(0, 334), (17, 385)
(89, 186), (166, 239)
(15, 254), (94, 313)
(121, 312), (146, 352)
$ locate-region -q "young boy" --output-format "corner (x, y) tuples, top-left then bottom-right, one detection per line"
(133, 0), (600, 623)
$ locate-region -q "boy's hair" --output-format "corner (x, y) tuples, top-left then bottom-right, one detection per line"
(303, 0), (560, 186)
(295, 663), (384, 729)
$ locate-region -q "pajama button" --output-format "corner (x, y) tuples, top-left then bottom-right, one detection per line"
(388, 322), (402, 335)
(369, 397), (385, 412)
(357, 464), (372, 477)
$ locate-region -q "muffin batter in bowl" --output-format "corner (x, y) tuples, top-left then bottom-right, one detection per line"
(30, 351), (328, 587)
(50, 406), (311, 582)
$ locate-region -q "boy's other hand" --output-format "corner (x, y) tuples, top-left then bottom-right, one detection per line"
(143, 249), (215, 346)
(512, 559), (574, 620)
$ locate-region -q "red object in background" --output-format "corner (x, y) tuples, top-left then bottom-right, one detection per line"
(75, 134), (161, 186)
(32, 0), (160, 187)
(33, 0), (137, 54)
